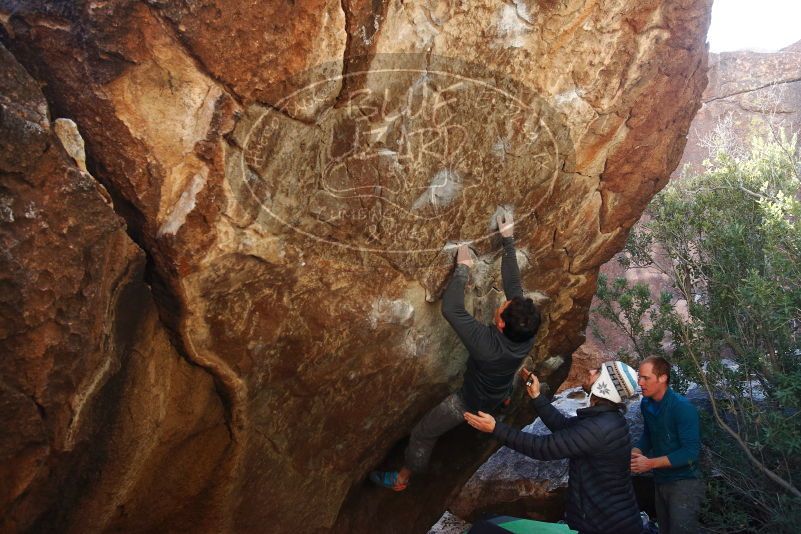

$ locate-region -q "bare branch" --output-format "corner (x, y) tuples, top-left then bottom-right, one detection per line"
(678, 322), (801, 499)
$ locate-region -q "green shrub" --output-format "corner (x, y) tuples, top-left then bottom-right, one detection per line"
(593, 132), (801, 532)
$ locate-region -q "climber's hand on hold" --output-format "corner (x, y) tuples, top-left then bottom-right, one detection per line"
(497, 212), (514, 238)
(456, 244), (474, 268)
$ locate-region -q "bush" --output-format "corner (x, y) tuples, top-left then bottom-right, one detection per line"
(593, 132), (801, 532)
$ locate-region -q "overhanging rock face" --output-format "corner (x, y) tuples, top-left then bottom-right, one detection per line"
(0, 42), (229, 533)
(0, 1), (711, 532)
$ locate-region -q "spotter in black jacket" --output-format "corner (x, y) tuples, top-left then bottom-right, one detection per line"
(492, 394), (642, 534)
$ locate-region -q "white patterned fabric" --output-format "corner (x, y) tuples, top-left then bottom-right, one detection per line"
(591, 361), (639, 403)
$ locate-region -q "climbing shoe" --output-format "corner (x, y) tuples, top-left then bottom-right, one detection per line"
(368, 470), (408, 491)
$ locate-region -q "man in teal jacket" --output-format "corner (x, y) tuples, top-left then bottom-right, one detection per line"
(631, 356), (702, 534)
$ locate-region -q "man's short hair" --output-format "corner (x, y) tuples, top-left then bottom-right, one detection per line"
(643, 356), (671, 384)
(501, 296), (540, 342)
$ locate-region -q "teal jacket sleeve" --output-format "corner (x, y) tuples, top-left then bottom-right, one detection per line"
(636, 403), (652, 454)
(666, 401), (701, 468)
(636, 428), (652, 455)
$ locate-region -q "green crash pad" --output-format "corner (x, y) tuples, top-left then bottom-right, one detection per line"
(469, 516), (578, 534)
(496, 518), (577, 533)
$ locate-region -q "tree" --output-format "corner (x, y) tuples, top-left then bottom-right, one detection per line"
(593, 131), (801, 532)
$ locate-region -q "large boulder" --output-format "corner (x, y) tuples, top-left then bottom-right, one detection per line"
(0, 1), (711, 532)
(0, 43), (229, 533)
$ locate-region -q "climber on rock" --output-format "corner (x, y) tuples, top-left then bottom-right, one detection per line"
(370, 211), (540, 491)
(464, 362), (644, 534)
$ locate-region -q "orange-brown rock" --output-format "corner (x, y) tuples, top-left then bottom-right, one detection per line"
(0, 42), (229, 533)
(0, 1), (712, 532)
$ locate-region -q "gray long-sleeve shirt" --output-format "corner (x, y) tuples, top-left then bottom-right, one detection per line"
(442, 237), (535, 412)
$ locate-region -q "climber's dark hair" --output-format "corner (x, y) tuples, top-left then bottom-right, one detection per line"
(501, 296), (540, 342)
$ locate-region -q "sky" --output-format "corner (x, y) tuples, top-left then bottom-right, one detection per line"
(708, 0), (801, 52)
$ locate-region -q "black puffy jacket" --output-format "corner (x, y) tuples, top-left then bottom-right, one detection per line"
(493, 395), (642, 534)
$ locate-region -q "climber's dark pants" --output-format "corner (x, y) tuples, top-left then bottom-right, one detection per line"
(404, 392), (468, 473)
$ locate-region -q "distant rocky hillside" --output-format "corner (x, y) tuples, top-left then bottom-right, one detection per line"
(677, 41), (801, 176)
